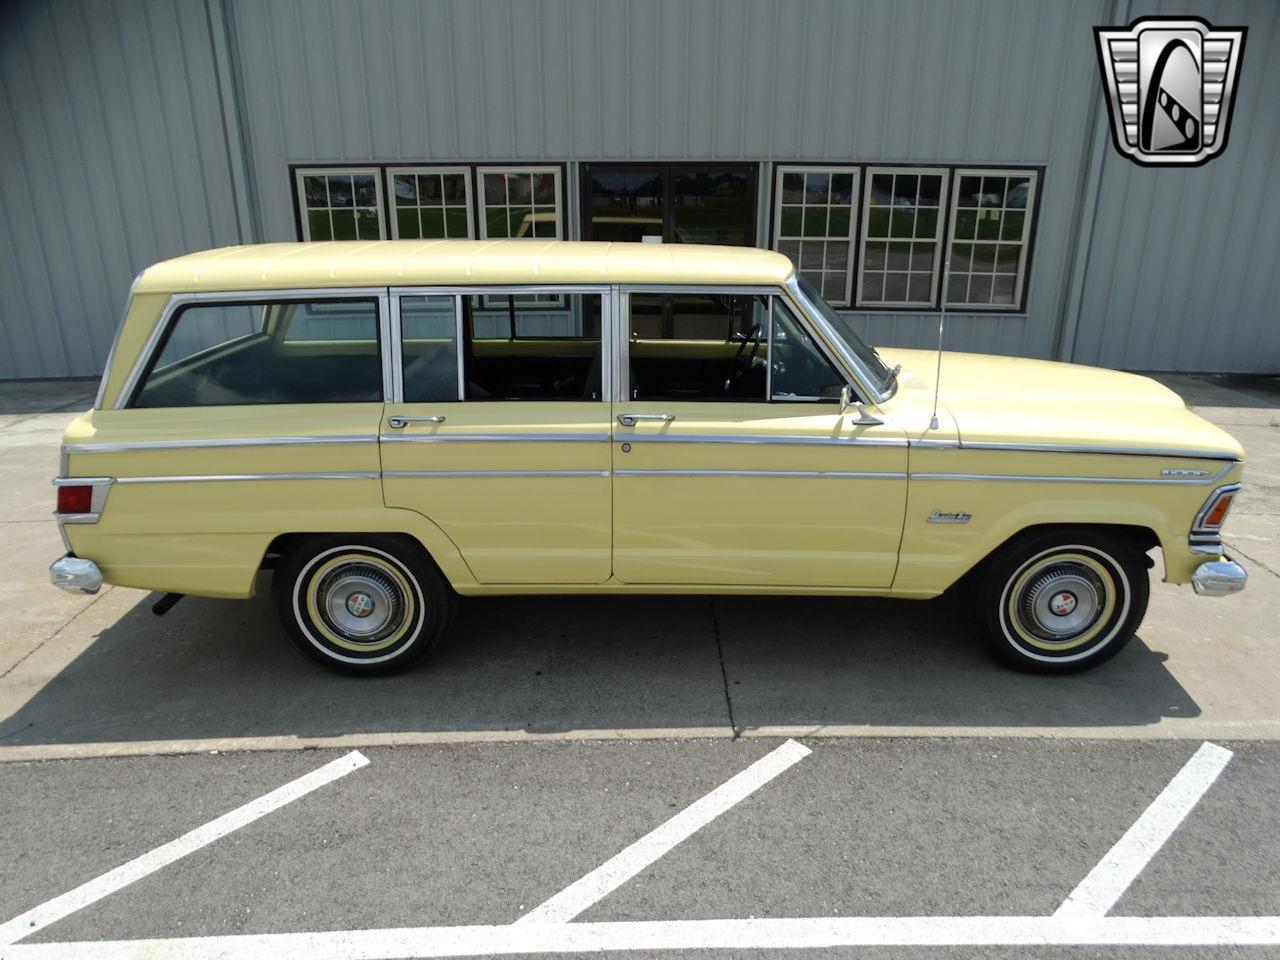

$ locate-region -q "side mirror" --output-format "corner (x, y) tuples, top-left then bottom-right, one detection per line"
(841, 385), (883, 426)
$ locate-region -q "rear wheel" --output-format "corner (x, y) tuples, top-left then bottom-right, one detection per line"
(272, 535), (451, 674)
(975, 530), (1149, 673)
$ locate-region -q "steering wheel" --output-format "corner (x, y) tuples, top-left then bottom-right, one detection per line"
(726, 324), (763, 394)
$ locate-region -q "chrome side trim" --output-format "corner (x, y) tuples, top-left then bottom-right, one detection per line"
(51, 477), (115, 525)
(380, 432), (611, 444)
(910, 467), (1233, 486)
(114, 472), (380, 484)
(384, 470), (609, 479)
(950, 440), (1241, 461)
(63, 435), (379, 454)
(94, 270), (145, 410)
(613, 433), (907, 448)
(615, 469), (907, 480)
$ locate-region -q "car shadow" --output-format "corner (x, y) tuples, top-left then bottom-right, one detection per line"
(0, 580), (1198, 747)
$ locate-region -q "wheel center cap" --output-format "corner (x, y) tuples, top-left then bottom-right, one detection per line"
(345, 592), (375, 618)
(1050, 591), (1078, 616)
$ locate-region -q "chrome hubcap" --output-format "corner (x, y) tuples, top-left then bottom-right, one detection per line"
(319, 564), (403, 642)
(1020, 564), (1103, 641)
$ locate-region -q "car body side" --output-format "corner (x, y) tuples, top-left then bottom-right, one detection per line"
(57, 242), (1245, 603)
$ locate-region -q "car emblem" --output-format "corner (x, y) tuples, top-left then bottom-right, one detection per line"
(1162, 468), (1211, 477)
(927, 510), (972, 524)
(346, 592), (375, 618)
(1094, 17), (1246, 167)
(1050, 592), (1078, 617)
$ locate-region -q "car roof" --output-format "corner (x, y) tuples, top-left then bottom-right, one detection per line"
(135, 240), (796, 293)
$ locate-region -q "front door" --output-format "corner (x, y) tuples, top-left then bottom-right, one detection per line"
(612, 289), (908, 588)
(381, 289), (613, 584)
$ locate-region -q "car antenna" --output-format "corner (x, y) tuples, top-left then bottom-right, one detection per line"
(929, 255), (950, 431)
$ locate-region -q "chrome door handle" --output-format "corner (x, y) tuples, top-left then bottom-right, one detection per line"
(387, 415), (446, 429)
(617, 413), (676, 427)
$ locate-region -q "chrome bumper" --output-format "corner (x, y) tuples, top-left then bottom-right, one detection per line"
(50, 554), (103, 595)
(1191, 558), (1248, 597)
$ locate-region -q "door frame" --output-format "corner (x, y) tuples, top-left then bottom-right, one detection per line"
(578, 162), (759, 245)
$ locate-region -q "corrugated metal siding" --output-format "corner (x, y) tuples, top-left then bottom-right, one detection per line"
(0, 0), (242, 379)
(1071, 0), (1280, 373)
(230, 0), (1108, 363)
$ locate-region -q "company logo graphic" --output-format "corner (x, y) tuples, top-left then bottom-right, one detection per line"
(1094, 17), (1246, 166)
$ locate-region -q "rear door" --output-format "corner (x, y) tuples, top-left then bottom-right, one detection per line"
(380, 287), (613, 584)
(612, 288), (908, 588)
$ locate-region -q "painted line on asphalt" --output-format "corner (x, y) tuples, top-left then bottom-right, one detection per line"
(516, 738), (811, 924)
(0, 750), (369, 945)
(6, 916), (1280, 957)
(1055, 740), (1233, 918)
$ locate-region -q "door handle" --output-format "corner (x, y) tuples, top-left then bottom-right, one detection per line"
(617, 413), (676, 427)
(387, 415), (446, 429)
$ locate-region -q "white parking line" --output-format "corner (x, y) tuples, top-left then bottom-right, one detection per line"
(1055, 741), (1233, 917)
(516, 738), (811, 925)
(6, 915), (1280, 958)
(0, 750), (369, 946)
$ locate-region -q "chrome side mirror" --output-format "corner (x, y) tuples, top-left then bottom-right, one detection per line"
(841, 384), (883, 426)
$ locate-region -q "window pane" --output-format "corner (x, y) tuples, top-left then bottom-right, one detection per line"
(952, 209), (977, 240)
(861, 271), (884, 302)
(483, 173), (507, 205)
(590, 167), (665, 242)
(781, 171), (804, 203)
(979, 177), (1006, 207)
(532, 173), (556, 204)
(956, 176), (981, 207)
(401, 296), (459, 402)
(890, 208), (915, 238)
(918, 175), (942, 205)
(830, 173), (854, 203)
(914, 208), (938, 239)
(508, 173), (532, 204)
(303, 176), (327, 207)
(779, 206), (803, 236)
(886, 242), (912, 271)
(133, 300), (380, 407)
(421, 208), (445, 237)
(308, 210), (333, 241)
(355, 209), (381, 239)
(353, 175), (377, 206)
(908, 273), (932, 303)
(805, 172), (830, 203)
(483, 168), (561, 240)
(867, 208), (890, 238)
(328, 176), (354, 207)
(770, 298), (842, 402)
(629, 293), (766, 401)
(992, 274), (1017, 305)
(863, 241), (886, 270)
(802, 206), (828, 238)
(444, 208), (469, 238)
(671, 168), (752, 245)
(910, 242), (934, 271)
(1000, 209), (1025, 241)
(463, 293), (602, 400)
(331, 209), (357, 240)
(976, 211), (1002, 241)
(443, 174), (468, 205)
(891, 175), (918, 206)
(393, 174), (417, 205)
(968, 274), (994, 304)
(421, 175), (442, 204)
(1006, 177), (1031, 209)
(883, 272), (909, 302)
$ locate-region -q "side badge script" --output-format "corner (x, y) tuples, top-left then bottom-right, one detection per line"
(928, 510), (972, 524)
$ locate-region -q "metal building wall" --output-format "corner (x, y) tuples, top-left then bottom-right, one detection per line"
(0, 0), (243, 380)
(1070, 0), (1280, 373)
(228, 0), (1108, 364)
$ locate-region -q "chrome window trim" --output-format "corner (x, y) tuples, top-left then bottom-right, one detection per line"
(390, 284), (612, 295)
(94, 270), (145, 410)
(783, 275), (886, 404)
(378, 288), (396, 403)
(114, 472), (380, 484)
(113, 287), (390, 410)
(381, 432), (611, 444)
(63, 435), (379, 454)
(613, 432), (906, 448)
(615, 469), (907, 480)
(384, 469), (608, 479)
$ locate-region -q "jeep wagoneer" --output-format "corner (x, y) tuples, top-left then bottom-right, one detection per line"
(51, 240), (1246, 674)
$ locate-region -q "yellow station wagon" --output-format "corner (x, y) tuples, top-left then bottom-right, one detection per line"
(50, 240), (1246, 674)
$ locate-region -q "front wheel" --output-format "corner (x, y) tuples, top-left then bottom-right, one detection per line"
(975, 530), (1149, 673)
(272, 535), (451, 674)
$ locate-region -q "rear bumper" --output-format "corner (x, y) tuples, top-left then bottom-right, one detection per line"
(50, 554), (103, 595)
(1191, 557), (1247, 597)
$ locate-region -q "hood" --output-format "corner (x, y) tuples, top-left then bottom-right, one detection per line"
(879, 348), (1244, 460)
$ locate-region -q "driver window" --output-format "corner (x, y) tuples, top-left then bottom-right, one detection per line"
(629, 292), (770, 401)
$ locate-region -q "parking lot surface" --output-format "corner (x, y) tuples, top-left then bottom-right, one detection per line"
(1, 374), (1279, 957)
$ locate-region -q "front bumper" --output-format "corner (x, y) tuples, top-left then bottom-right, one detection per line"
(50, 554), (103, 595)
(1191, 557), (1248, 597)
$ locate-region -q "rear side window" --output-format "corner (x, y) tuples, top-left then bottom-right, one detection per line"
(131, 298), (382, 407)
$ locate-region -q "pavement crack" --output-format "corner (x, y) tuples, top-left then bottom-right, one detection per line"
(0, 585), (112, 681)
(709, 599), (739, 739)
(1224, 540), (1280, 580)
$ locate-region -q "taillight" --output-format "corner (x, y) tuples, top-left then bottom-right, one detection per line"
(56, 484), (93, 514)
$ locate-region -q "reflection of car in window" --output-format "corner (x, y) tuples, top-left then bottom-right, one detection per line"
(51, 240), (1246, 678)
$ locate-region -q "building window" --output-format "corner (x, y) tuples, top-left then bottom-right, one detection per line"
(294, 169), (385, 241)
(772, 166), (859, 307)
(388, 167), (473, 239)
(477, 166), (563, 239)
(945, 170), (1038, 309)
(856, 167), (948, 308)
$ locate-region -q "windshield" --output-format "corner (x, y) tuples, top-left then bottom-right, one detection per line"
(794, 275), (893, 395)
